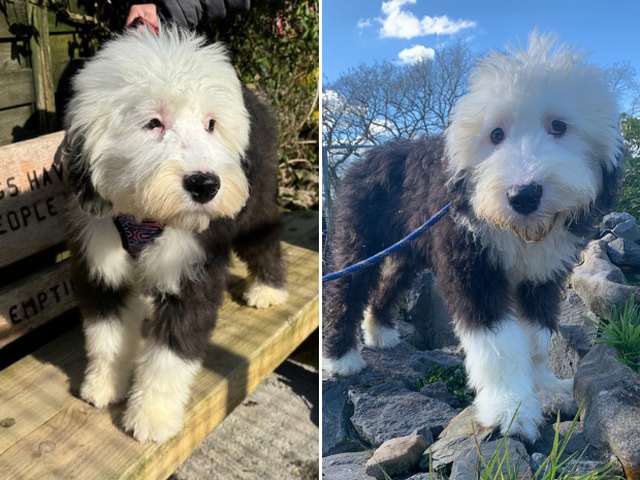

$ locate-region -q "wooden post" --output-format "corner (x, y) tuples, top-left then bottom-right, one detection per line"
(28, 0), (58, 134)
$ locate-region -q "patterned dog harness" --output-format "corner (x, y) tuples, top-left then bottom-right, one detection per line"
(113, 214), (164, 258)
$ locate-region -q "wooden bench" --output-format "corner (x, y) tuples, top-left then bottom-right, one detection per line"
(0, 132), (320, 479)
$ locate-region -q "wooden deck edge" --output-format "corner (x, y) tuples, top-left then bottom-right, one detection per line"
(0, 219), (319, 480)
(138, 297), (319, 480)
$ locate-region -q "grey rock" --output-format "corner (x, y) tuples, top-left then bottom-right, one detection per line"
(549, 289), (596, 380)
(365, 435), (427, 480)
(548, 325), (594, 379)
(600, 232), (617, 243)
(410, 426), (435, 446)
(602, 212), (636, 230)
(529, 452), (548, 472)
(420, 381), (459, 408)
(322, 341), (465, 456)
(358, 341), (464, 390)
(407, 271), (458, 350)
(557, 288), (595, 326)
(323, 451), (373, 480)
(613, 219), (640, 243)
(450, 439), (531, 480)
(419, 406), (498, 470)
(574, 344), (640, 480)
(607, 238), (640, 268)
(528, 421), (594, 460)
(322, 376), (366, 456)
(396, 319), (430, 351)
(349, 382), (458, 447)
(398, 474), (432, 480)
(572, 240), (640, 317)
(528, 445), (623, 477)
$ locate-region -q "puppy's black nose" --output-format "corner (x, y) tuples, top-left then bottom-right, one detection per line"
(183, 172), (220, 204)
(507, 184), (543, 215)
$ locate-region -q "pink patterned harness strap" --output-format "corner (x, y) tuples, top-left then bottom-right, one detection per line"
(113, 214), (164, 258)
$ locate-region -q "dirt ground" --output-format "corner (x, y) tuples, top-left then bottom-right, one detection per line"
(169, 337), (319, 480)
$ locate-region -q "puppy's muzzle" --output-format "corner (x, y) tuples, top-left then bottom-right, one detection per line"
(507, 184), (543, 215)
(183, 172), (221, 204)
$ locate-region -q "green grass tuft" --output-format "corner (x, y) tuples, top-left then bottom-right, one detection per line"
(415, 364), (474, 405)
(583, 295), (640, 372)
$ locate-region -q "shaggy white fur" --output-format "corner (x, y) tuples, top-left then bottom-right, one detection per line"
(122, 342), (200, 443)
(446, 31), (621, 246)
(65, 25), (250, 232)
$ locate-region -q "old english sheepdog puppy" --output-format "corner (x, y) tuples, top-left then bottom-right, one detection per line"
(61, 25), (288, 443)
(323, 32), (624, 441)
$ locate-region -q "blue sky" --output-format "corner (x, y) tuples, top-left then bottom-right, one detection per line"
(322, 0), (640, 98)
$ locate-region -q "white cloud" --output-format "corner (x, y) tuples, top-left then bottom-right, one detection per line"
(398, 44), (435, 63)
(378, 0), (476, 39)
(357, 18), (373, 29)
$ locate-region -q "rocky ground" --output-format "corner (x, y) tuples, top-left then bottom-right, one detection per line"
(322, 212), (640, 480)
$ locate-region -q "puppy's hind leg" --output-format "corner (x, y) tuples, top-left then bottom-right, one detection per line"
(363, 254), (424, 349)
(234, 219), (288, 309)
(323, 231), (385, 376)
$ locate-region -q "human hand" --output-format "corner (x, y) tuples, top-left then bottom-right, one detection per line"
(125, 4), (159, 30)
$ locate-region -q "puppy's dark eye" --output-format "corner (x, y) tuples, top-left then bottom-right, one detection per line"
(206, 119), (216, 132)
(490, 128), (504, 145)
(550, 120), (567, 137)
(145, 118), (163, 130)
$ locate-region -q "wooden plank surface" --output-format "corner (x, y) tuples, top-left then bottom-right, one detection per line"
(0, 212), (319, 480)
(0, 132), (66, 267)
(0, 260), (74, 349)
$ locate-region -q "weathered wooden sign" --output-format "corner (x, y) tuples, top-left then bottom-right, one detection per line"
(0, 131), (77, 348)
(0, 131), (67, 268)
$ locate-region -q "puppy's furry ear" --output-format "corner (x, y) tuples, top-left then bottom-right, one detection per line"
(62, 132), (112, 217)
(595, 148), (625, 214)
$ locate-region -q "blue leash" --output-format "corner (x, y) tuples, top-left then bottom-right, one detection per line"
(322, 202), (452, 283)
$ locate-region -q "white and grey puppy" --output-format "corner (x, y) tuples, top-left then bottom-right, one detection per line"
(323, 32), (624, 442)
(62, 25), (288, 443)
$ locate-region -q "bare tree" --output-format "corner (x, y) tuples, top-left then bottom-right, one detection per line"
(322, 42), (477, 214)
(603, 61), (640, 115)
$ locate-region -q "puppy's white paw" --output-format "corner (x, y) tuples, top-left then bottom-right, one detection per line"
(80, 369), (130, 408)
(475, 391), (543, 443)
(122, 400), (183, 443)
(244, 282), (288, 309)
(538, 378), (574, 415)
(323, 349), (367, 376)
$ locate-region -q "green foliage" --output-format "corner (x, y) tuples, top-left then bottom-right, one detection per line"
(584, 295), (640, 372)
(415, 364), (474, 405)
(204, 0), (319, 210)
(615, 113), (640, 218)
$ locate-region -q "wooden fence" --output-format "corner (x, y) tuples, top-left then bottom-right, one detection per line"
(0, 0), (95, 146)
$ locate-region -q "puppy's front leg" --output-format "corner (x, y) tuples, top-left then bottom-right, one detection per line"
(457, 318), (543, 442)
(432, 229), (542, 442)
(122, 240), (228, 443)
(71, 214), (143, 408)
